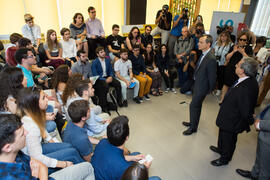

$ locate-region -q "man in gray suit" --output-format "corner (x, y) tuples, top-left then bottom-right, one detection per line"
(182, 34), (217, 135)
(236, 104), (270, 179)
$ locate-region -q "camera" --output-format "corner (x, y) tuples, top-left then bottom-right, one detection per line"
(216, 55), (221, 61)
(189, 53), (195, 62)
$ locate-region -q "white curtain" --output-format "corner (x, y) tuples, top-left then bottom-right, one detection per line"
(250, 0), (270, 37)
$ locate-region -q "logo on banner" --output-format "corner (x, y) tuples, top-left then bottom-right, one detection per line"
(219, 19), (234, 27)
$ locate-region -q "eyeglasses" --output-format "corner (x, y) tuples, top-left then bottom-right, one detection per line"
(27, 55), (35, 59)
(25, 18), (33, 22)
(90, 11), (96, 13)
(239, 38), (247, 42)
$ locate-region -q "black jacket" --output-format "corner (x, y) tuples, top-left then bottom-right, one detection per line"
(216, 77), (259, 133)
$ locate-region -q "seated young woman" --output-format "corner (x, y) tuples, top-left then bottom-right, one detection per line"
(143, 43), (163, 96)
(44, 29), (65, 69)
(17, 87), (84, 174)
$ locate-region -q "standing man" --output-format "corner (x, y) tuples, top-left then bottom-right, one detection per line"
(182, 35), (217, 135)
(141, 25), (153, 51)
(151, 4), (172, 45)
(92, 47), (123, 110)
(236, 103), (270, 179)
(86, 6), (106, 59)
(168, 8), (189, 60)
(106, 24), (125, 62)
(210, 57), (258, 166)
(71, 50), (92, 79)
(21, 14), (41, 49)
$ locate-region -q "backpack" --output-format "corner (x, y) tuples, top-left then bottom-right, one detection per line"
(107, 87), (120, 116)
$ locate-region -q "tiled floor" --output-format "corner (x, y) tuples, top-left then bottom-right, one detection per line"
(110, 89), (265, 180)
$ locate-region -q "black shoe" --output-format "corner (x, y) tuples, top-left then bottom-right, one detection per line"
(182, 121), (190, 127)
(236, 169), (252, 178)
(183, 128), (197, 135)
(138, 97), (143, 103)
(210, 158), (228, 166)
(133, 97), (141, 104)
(123, 100), (128, 107)
(118, 101), (124, 107)
(144, 95), (150, 100)
(209, 145), (221, 154)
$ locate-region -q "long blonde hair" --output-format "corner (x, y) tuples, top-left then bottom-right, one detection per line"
(17, 87), (46, 138)
(217, 31), (232, 47)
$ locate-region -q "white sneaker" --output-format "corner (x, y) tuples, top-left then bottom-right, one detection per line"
(171, 88), (177, 94)
(165, 88), (170, 93)
(215, 90), (221, 96)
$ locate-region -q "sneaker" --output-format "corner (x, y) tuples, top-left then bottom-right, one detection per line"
(133, 97), (141, 104)
(215, 90), (221, 96)
(138, 97), (143, 103)
(171, 88), (177, 94)
(144, 94), (150, 100)
(165, 88), (170, 93)
(123, 100), (128, 107)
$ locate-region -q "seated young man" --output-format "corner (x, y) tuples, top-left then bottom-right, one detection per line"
(91, 116), (160, 180)
(106, 24), (125, 62)
(91, 46), (123, 111)
(141, 25), (153, 51)
(0, 113), (95, 180)
(62, 99), (93, 162)
(114, 48), (141, 106)
(129, 45), (152, 102)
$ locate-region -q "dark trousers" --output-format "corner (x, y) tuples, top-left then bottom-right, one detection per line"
(87, 37), (106, 59)
(93, 78), (122, 111)
(217, 65), (226, 90)
(160, 69), (177, 89)
(217, 129), (238, 162)
(180, 79), (194, 94)
(177, 64), (188, 87)
(189, 91), (207, 130)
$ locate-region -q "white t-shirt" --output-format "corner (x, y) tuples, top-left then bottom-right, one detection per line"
(60, 39), (77, 58)
(114, 59), (132, 77)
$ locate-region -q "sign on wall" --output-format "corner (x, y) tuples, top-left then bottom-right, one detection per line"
(209, 11), (245, 42)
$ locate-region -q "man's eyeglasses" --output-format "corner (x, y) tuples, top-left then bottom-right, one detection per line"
(90, 11), (96, 13)
(27, 55), (35, 59)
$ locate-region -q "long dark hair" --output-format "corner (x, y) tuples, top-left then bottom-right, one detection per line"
(17, 87), (46, 138)
(51, 65), (69, 92)
(46, 29), (59, 52)
(62, 73), (83, 105)
(73, 13), (84, 24)
(143, 43), (155, 65)
(128, 27), (140, 41)
(0, 67), (24, 98)
(121, 162), (148, 180)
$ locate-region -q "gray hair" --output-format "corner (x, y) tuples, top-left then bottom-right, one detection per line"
(203, 34), (213, 46)
(240, 57), (258, 77)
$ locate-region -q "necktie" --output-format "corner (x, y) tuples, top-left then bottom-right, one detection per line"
(30, 27), (36, 45)
(193, 54), (203, 80)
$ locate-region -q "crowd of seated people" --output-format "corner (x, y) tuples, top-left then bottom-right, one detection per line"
(0, 3), (269, 180)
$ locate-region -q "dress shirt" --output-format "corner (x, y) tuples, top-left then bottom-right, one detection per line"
(98, 58), (107, 77)
(85, 18), (105, 38)
(21, 24), (41, 45)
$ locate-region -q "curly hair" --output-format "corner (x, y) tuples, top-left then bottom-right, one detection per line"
(128, 26), (140, 41)
(62, 73), (83, 105)
(51, 65), (69, 92)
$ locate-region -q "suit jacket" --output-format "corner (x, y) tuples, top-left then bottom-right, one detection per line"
(193, 51), (217, 95)
(91, 57), (114, 81)
(216, 77), (259, 133)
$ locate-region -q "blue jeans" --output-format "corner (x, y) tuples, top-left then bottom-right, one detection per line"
(46, 120), (57, 133)
(42, 142), (84, 174)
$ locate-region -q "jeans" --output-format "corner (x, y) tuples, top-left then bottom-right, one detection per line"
(42, 142), (84, 174)
(46, 120), (57, 133)
(117, 76), (140, 100)
(50, 162), (95, 180)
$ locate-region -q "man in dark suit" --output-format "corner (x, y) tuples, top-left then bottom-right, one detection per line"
(210, 57), (259, 166)
(92, 46), (123, 113)
(182, 34), (217, 135)
(236, 103), (270, 179)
